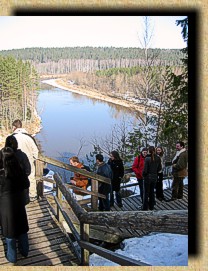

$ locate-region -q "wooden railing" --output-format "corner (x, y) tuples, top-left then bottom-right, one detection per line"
(35, 155), (188, 266)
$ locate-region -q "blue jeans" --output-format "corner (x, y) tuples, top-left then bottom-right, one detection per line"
(6, 233), (29, 263)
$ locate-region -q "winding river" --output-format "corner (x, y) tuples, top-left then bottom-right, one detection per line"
(36, 83), (139, 164)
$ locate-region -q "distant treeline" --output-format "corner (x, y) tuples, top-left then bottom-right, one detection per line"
(0, 47), (185, 74)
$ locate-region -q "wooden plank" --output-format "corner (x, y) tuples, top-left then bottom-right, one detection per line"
(66, 184), (106, 199)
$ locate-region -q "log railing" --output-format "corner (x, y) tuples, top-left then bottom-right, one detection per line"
(35, 155), (188, 266)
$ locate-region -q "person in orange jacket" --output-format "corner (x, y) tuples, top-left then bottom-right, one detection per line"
(132, 147), (148, 203)
(69, 156), (88, 199)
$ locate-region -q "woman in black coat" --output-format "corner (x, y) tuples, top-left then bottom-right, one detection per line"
(0, 147), (29, 264)
(108, 150), (124, 207)
(142, 146), (162, 211)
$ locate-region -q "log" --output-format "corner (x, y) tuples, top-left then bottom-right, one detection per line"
(53, 173), (85, 218)
(79, 210), (188, 234)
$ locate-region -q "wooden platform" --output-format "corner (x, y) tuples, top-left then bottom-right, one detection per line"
(64, 186), (188, 243)
(0, 198), (79, 266)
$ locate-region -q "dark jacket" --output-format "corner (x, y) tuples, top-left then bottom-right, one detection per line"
(143, 154), (162, 181)
(108, 159), (124, 191)
(96, 162), (112, 195)
(15, 149), (31, 176)
(0, 151), (29, 238)
(172, 150), (188, 177)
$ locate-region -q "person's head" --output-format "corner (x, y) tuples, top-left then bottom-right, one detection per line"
(5, 135), (18, 151)
(12, 119), (22, 132)
(96, 154), (104, 164)
(156, 146), (164, 157)
(69, 156), (80, 167)
(141, 147), (148, 157)
(110, 150), (121, 160)
(148, 146), (156, 161)
(1, 147), (22, 177)
(176, 141), (185, 151)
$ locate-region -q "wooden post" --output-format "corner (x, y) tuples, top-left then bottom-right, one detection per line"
(80, 222), (90, 266)
(56, 185), (64, 225)
(35, 160), (44, 199)
(91, 179), (98, 210)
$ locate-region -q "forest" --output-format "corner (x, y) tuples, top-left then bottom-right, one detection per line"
(0, 56), (39, 132)
(0, 47), (185, 75)
(0, 17), (188, 163)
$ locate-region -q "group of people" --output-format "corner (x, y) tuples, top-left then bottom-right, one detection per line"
(0, 117), (188, 264)
(132, 142), (188, 210)
(68, 151), (124, 211)
(69, 141), (188, 213)
(0, 119), (39, 264)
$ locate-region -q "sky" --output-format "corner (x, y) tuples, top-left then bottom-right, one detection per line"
(0, 16), (187, 50)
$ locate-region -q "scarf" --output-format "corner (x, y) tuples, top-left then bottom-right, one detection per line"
(172, 148), (186, 164)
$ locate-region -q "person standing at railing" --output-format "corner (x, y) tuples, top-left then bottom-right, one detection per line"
(96, 154), (112, 211)
(0, 147), (29, 265)
(155, 146), (166, 202)
(12, 119), (39, 202)
(108, 150), (124, 208)
(170, 141), (188, 201)
(142, 146), (162, 211)
(69, 156), (88, 200)
(132, 147), (148, 204)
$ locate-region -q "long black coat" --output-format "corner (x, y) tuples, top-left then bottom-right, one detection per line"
(0, 170), (29, 238)
(108, 159), (124, 192)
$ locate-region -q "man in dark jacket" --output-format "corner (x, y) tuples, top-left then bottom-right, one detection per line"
(96, 154), (112, 211)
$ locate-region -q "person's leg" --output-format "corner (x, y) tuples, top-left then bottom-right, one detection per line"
(104, 194), (110, 211)
(138, 179), (144, 203)
(149, 180), (157, 210)
(142, 179), (150, 210)
(171, 177), (179, 199)
(5, 238), (17, 263)
(98, 198), (104, 211)
(115, 191), (122, 206)
(156, 173), (164, 200)
(18, 233), (29, 257)
(29, 159), (37, 199)
(110, 190), (114, 206)
(177, 177), (184, 199)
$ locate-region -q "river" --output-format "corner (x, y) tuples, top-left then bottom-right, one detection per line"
(36, 84), (139, 165)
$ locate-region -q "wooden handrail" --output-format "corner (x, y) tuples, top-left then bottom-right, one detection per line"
(38, 154), (111, 184)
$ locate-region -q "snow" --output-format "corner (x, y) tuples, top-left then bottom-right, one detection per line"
(89, 233), (188, 266)
(89, 176), (188, 266)
(43, 168), (188, 266)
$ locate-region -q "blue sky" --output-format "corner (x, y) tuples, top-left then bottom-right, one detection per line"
(0, 16), (187, 50)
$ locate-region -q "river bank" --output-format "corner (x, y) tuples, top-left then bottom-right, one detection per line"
(41, 78), (158, 115)
(0, 112), (42, 149)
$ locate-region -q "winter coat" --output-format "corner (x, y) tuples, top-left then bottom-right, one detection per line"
(132, 154), (146, 179)
(96, 162), (112, 195)
(13, 128), (39, 164)
(0, 162), (29, 238)
(143, 154), (162, 181)
(15, 149), (31, 176)
(172, 150), (188, 177)
(72, 163), (88, 195)
(108, 159), (124, 191)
